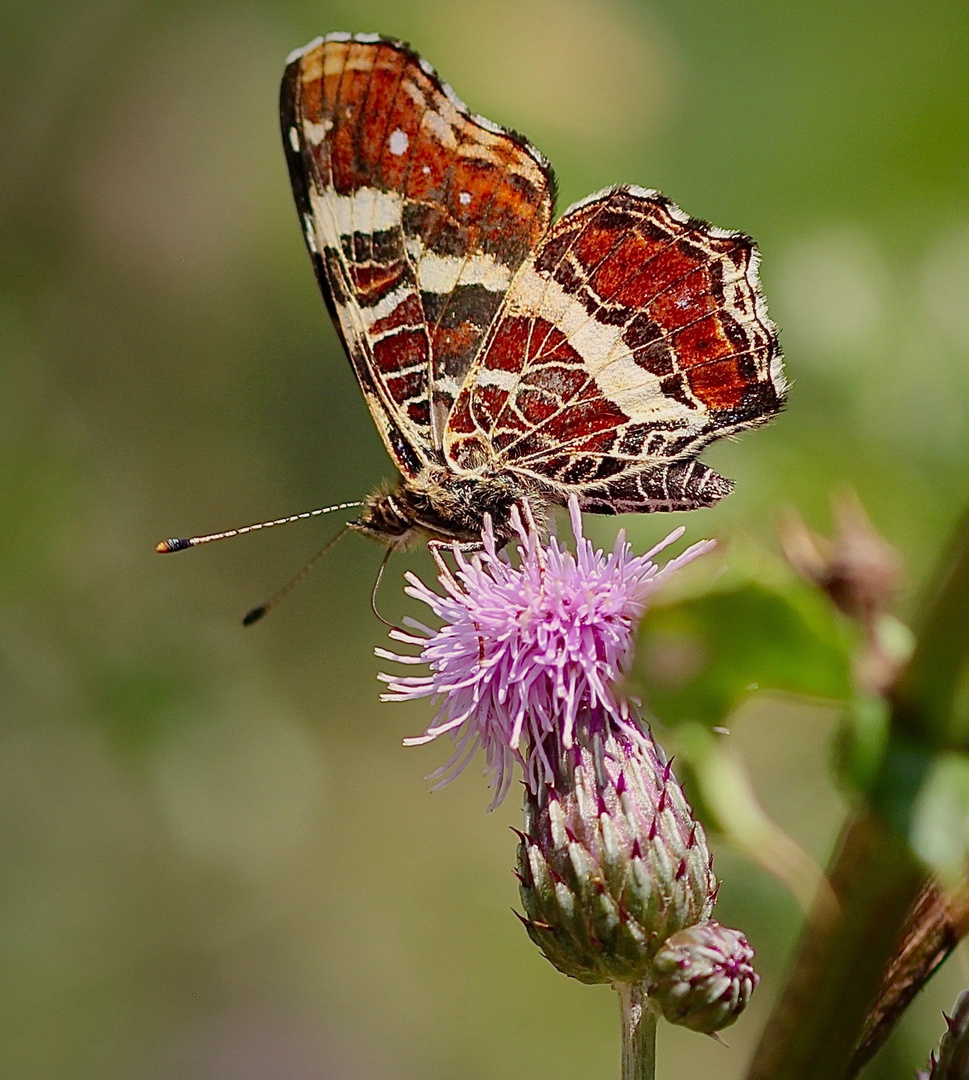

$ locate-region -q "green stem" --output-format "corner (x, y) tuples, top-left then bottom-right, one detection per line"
(893, 504), (969, 748)
(618, 983), (657, 1080)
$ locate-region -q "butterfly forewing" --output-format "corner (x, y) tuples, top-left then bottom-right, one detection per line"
(280, 34), (556, 476)
(444, 186), (785, 512)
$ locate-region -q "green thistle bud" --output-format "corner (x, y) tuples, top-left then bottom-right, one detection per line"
(648, 920), (758, 1033)
(516, 714), (717, 985)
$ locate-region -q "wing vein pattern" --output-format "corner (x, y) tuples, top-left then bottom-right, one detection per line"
(444, 187), (785, 513)
(281, 36), (785, 521)
(280, 34), (555, 475)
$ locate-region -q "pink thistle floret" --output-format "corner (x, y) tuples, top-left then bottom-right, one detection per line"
(377, 498), (713, 806)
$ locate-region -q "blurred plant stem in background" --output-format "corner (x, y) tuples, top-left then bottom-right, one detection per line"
(746, 501), (969, 1078)
(894, 507), (969, 751)
(852, 878), (969, 1073)
(747, 809), (923, 1079)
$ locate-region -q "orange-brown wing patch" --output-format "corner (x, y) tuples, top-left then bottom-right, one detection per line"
(445, 186), (785, 513)
(280, 33), (555, 475)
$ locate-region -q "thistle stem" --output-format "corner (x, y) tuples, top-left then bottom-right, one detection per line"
(618, 983), (657, 1080)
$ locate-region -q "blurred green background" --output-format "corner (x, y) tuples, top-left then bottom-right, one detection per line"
(3, 1), (969, 1077)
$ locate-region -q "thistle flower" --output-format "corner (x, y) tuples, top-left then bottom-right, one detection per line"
(378, 498), (713, 805)
(381, 497), (758, 1038)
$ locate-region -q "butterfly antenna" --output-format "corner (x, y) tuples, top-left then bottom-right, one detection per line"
(370, 546), (401, 630)
(155, 501), (363, 554)
(242, 526), (351, 626)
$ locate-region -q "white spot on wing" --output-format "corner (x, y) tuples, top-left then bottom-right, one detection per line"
(389, 129), (409, 156)
(288, 127), (299, 152)
(770, 352), (787, 394)
(302, 118), (332, 145)
(474, 114), (506, 137)
(476, 368), (518, 392)
(302, 214), (318, 253)
(435, 375), (461, 398)
(459, 191), (471, 205)
(440, 81), (469, 115)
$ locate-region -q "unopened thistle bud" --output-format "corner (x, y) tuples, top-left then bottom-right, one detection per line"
(648, 920), (758, 1033)
(517, 716), (717, 986)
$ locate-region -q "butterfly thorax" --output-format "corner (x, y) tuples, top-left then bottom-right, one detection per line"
(352, 467), (541, 549)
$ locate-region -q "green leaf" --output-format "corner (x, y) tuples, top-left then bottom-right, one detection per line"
(835, 694), (892, 795)
(675, 723), (830, 914)
(909, 750), (969, 884)
(633, 578), (853, 730)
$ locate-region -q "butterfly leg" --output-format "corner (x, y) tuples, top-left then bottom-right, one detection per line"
(427, 538), (485, 580)
(427, 538), (490, 662)
(370, 546), (402, 630)
(518, 498), (540, 536)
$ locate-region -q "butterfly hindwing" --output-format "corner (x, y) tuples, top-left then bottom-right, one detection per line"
(280, 33), (556, 476)
(444, 186), (785, 511)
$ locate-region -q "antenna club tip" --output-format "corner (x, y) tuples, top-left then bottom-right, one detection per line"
(242, 605), (267, 627)
(156, 538), (191, 554)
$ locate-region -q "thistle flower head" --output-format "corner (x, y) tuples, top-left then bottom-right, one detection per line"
(379, 498), (713, 805)
(380, 498), (757, 1017)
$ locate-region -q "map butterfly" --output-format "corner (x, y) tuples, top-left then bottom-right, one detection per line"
(280, 32), (786, 549)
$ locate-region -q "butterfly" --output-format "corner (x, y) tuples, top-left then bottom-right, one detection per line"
(280, 32), (785, 551)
